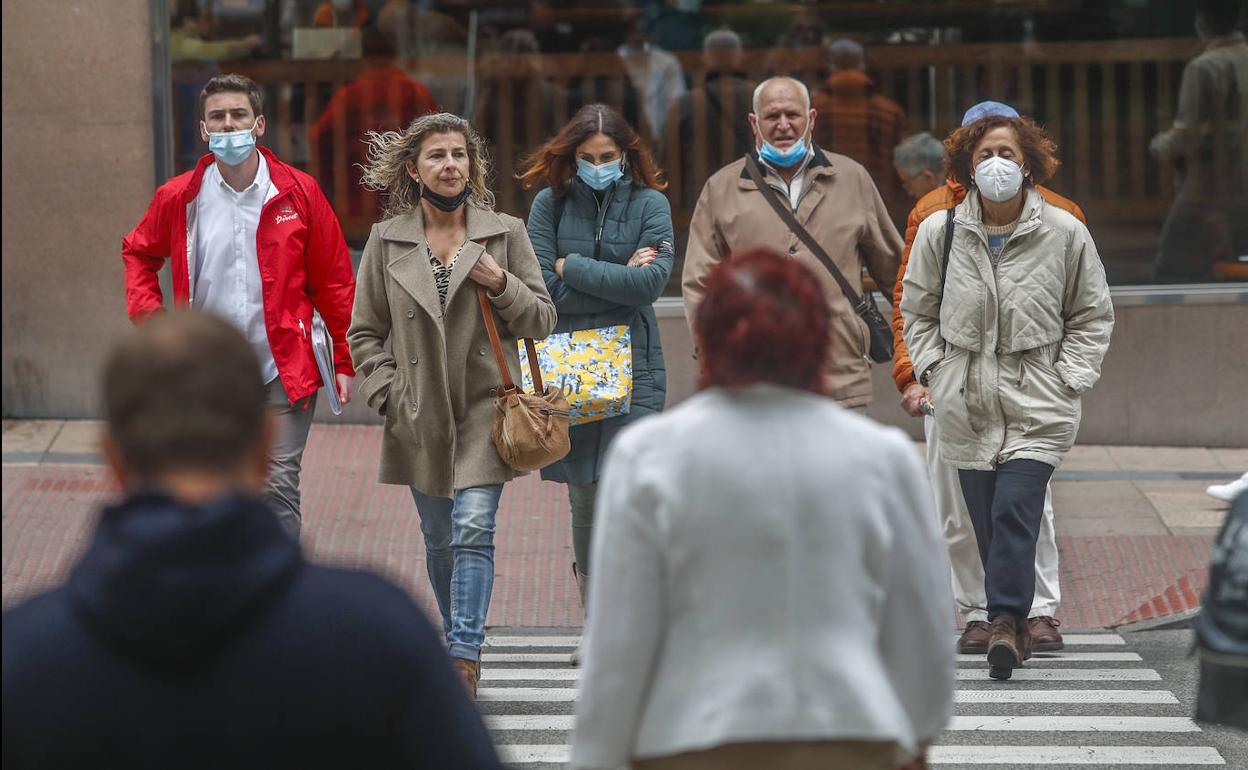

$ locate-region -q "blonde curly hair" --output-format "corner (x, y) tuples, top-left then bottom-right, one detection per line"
(360, 112), (496, 219)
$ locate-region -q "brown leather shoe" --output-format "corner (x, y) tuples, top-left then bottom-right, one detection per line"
(957, 621), (992, 654)
(987, 616), (1022, 680)
(451, 657), (480, 700)
(1028, 616), (1064, 652)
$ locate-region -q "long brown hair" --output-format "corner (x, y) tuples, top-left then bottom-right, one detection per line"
(517, 103), (667, 192)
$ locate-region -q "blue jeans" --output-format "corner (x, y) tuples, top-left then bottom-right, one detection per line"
(410, 484), (504, 661)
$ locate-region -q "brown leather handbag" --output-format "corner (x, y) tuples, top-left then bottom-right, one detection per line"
(477, 285), (571, 471)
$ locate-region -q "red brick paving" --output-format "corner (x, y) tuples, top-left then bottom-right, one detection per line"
(2, 425), (1215, 629)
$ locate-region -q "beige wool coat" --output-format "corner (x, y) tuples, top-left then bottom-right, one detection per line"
(348, 203), (556, 496)
(681, 149), (902, 407)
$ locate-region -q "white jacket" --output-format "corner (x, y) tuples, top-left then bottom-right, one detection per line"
(901, 188), (1114, 470)
(570, 385), (955, 769)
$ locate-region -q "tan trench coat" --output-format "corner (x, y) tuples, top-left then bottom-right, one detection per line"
(682, 149), (903, 407)
(348, 203), (556, 496)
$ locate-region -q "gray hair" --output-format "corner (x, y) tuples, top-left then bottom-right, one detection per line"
(703, 28), (742, 53)
(893, 132), (945, 177)
(751, 77), (811, 116)
(359, 112), (495, 219)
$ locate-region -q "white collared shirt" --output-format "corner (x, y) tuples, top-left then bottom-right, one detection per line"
(761, 149), (814, 210)
(194, 154), (278, 383)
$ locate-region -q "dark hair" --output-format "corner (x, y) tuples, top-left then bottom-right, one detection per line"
(1198, 0), (1245, 33)
(516, 103), (667, 191)
(943, 115), (1059, 189)
(104, 312), (267, 479)
(199, 74), (264, 119)
(696, 248), (830, 393)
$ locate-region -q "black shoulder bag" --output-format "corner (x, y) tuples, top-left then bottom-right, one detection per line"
(744, 156), (893, 364)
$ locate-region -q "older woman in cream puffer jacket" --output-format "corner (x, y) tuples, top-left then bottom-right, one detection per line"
(901, 188), (1113, 471)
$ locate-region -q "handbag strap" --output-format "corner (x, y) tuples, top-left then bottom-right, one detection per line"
(474, 247), (545, 394)
(744, 155), (866, 310)
(941, 206), (956, 289)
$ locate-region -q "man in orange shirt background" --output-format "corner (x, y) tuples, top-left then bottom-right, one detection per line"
(891, 101), (1087, 655)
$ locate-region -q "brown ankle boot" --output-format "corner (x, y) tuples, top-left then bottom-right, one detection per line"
(987, 616), (1022, 680)
(451, 657), (480, 700)
(571, 563), (588, 667)
(1016, 617), (1034, 662)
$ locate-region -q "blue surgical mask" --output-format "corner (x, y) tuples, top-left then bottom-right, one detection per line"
(206, 122), (258, 166)
(577, 158), (624, 191)
(758, 131), (810, 169)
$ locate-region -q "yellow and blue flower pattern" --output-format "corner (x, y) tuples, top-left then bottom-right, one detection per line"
(519, 325), (633, 425)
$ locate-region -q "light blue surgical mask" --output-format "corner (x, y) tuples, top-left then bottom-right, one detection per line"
(206, 122), (259, 166)
(576, 158), (624, 191)
(758, 133), (810, 169)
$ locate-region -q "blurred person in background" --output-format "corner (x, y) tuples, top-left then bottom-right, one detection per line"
(811, 38), (909, 228)
(890, 102), (1087, 657)
(902, 114), (1114, 680)
(1150, 0), (1248, 282)
(349, 113), (556, 700)
(519, 103), (675, 666)
(309, 21), (439, 232)
(683, 76), (901, 413)
(644, 0), (710, 52)
(678, 29), (755, 207)
(618, 15), (688, 147)
(572, 248), (953, 770)
(893, 132), (945, 203)
(1, 312), (503, 770)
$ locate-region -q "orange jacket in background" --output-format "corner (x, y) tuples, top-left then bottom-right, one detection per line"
(890, 180), (1087, 393)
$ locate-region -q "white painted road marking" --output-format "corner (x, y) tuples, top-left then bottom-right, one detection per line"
(947, 715), (1200, 732)
(955, 652), (1142, 663)
(953, 689), (1179, 704)
(927, 745), (1225, 764)
(956, 668), (1162, 681)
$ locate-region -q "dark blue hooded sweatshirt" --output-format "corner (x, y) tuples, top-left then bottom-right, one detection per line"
(2, 490), (501, 770)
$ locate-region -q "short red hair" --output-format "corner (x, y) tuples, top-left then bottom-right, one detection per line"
(696, 249), (830, 393)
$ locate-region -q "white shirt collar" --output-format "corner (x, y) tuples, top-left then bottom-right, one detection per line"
(207, 150), (270, 195)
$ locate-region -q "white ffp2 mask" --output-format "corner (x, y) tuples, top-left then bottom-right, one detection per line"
(973, 156), (1025, 203)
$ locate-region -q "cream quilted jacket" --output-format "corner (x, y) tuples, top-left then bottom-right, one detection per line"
(901, 188), (1114, 470)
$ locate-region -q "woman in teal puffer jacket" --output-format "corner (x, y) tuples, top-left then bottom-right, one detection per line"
(519, 104), (674, 653)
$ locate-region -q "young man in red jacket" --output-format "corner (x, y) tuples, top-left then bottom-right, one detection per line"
(122, 74), (356, 540)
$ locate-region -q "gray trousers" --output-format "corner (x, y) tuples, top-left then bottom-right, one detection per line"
(568, 482), (597, 575)
(266, 378), (316, 540)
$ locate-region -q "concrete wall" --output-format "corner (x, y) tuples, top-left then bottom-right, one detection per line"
(318, 296), (1248, 448)
(2, 0), (152, 418)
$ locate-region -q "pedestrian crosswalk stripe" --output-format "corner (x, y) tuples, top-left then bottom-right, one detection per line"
(955, 652), (1142, 663)
(483, 651), (1143, 664)
(953, 689), (1179, 704)
(1060, 634), (1126, 646)
(955, 668), (1162, 680)
(484, 634), (1128, 648)
(487, 714), (574, 731)
(927, 745), (1225, 764)
(481, 667), (1166, 682)
(478, 687), (1182, 705)
(480, 668), (580, 681)
(496, 744), (570, 765)
(946, 715), (1199, 732)
(479, 687), (578, 702)
(484, 714), (1201, 733)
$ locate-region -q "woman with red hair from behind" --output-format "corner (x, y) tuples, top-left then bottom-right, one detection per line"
(571, 248), (954, 770)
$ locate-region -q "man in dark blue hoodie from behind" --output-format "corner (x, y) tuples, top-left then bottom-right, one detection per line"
(2, 312), (503, 770)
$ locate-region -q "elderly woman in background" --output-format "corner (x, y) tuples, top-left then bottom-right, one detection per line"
(348, 113), (555, 699)
(901, 115), (1113, 680)
(572, 249), (954, 770)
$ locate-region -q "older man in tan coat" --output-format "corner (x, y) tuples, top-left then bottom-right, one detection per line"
(682, 77), (902, 409)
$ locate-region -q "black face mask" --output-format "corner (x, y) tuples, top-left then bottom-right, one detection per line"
(420, 180), (471, 212)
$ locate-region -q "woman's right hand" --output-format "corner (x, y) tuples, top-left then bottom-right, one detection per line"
(627, 246), (657, 268)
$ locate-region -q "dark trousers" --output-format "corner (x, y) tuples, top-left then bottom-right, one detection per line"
(959, 460), (1056, 621)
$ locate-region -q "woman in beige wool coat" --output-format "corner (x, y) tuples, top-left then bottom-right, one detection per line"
(349, 113), (555, 698)
(901, 114), (1113, 682)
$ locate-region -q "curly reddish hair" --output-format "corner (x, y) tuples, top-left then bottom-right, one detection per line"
(516, 103), (667, 192)
(696, 249), (830, 394)
(943, 115), (1060, 189)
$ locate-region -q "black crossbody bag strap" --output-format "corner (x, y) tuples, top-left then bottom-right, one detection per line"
(942, 206), (956, 288)
(744, 156), (866, 309)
